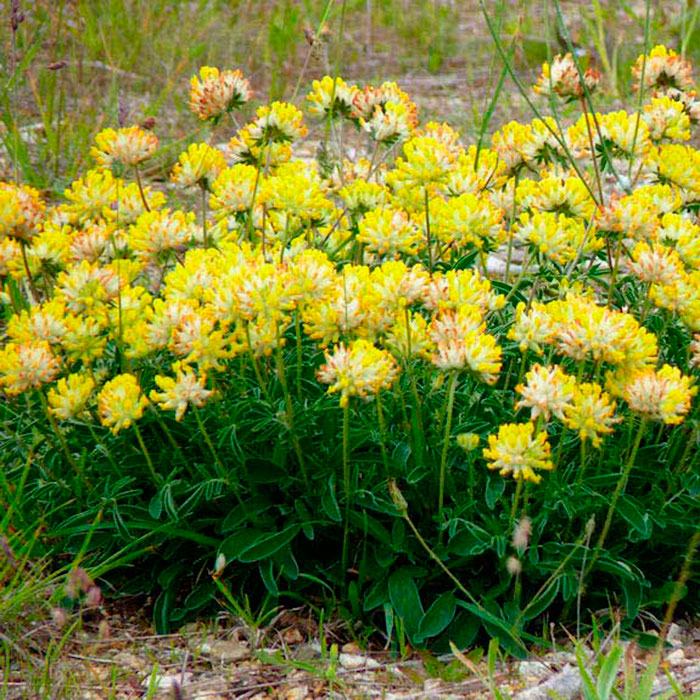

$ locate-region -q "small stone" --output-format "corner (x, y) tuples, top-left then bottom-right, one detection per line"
(114, 651), (147, 671)
(518, 660), (550, 679)
(283, 627), (304, 645)
(143, 672), (193, 691)
(293, 643), (322, 661)
(200, 639), (250, 661)
(667, 648), (685, 666)
(667, 623), (684, 648)
(423, 678), (444, 692)
(284, 686), (309, 700)
(338, 653), (381, 670)
(515, 664), (582, 700)
(342, 641), (361, 654)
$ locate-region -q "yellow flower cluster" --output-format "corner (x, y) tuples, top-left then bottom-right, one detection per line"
(1, 51), (699, 497)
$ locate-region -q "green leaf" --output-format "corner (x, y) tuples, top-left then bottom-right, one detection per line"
(153, 588), (174, 634)
(321, 475), (341, 522)
(219, 528), (264, 561)
(184, 581), (216, 611)
(221, 496), (273, 532)
(456, 600), (526, 658)
(388, 568), (424, 642)
(448, 524), (492, 556)
(247, 459), (288, 484)
(485, 475), (505, 510)
(596, 643), (623, 699)
(617, 496), (652, 541)
(259, 559), (278, 596)
(347, 510), (392, 546)
(363, 577), (389, 611)
(418, 592), (456, 641)
(148, 493), (163, 520)
(294, 499), (315, 540)
(273, 545), (299, 580)
(521, 577), (560, 621)
(238, 524), (301, 563)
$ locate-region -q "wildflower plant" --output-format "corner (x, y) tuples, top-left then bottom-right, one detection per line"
(3, 39), (700, 657)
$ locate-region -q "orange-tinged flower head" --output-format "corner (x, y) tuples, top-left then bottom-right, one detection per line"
(150, 365), (215, 421)
(189, 66), (252, 122)
(515, 363), (575, 422)
(622, 364), (696, 425)
(0, 341), (61, 396)
(534, 53), (600, 99)
(91, 126), (159, 169)
(317, 339), (400, 407)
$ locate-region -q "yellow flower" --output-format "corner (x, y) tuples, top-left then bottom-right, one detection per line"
(622, 365), (696, 425)
(150, 366), (215, 420)
(306, 76), (359, 119)
(129, 209), (199, 261)
(0, 341), (61, 396)
(632, 45), (694, 95)
(360, 101), (416, 144)
(357, 206), (421, 257)
(643, 96), (691, 142)
(626, 242), (684, 285)
(564, 382), (620, 447)
(210, 164), (260, 218)
(507, 301), (554, 354)
(483, 422), (553, 484)
(171, 143), (227, 189)
(338, 180), (388, 213)
(429, 192), (504, 251)
(387, 136), (456, 189)
(62, 169), (118, 225)
(424, 269), (504, 313)
(382, 310), (435, 361)
(316, 339), (400, 407)
(7, 299), (67, 344)
(515, 363), (575, 421)
(97, 373), (149, 434)
(534, 53), (600, 99)
(48, 373), (95, 420)
(91, 126), (158, 169)
(515, 211), (599, 265)
(457, 433), (480, 452)
(0, 183), (45, 242)
(247, 102), (307, 144)
(188, 66), (252, 122)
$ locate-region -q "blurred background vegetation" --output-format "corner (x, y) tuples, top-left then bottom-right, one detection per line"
(2, 0), (700, 192)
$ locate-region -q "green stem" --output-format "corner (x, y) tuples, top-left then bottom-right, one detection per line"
(438, 373), (458, 528)
(576, 439), (587, 487)
(133, 422), (159, 485)
(133, 165), (151, 212)
(424, 186), (433, 274)
(295, 311), (304, 403)
(275, 334), (310, 491)
(509, 478), (523, 531)
(200, 183), (209, 247)
(376, 391), (390, 479)
(585, 417), (647, 578)
(580, 96), (604, 205)
(19, 240), (39, 304)
(342, 400), (351, 586)
(39, 391), (86, 488)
